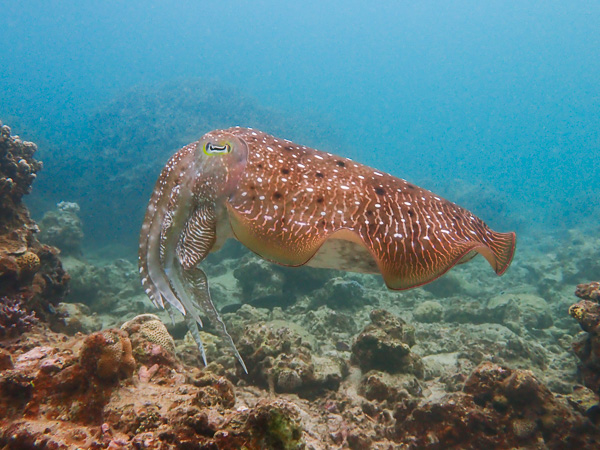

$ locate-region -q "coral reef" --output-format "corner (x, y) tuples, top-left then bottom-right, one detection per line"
(50, 301), (102, 335)
(0, 295), (38, 338)
(412, 299), (444, 323)
(62, 256), (143, 314)
(79, 329), (136, 381)
(236, 319), (346, 397)
(38, 201), (84, 255)
(3, 119), (600, 447)
(570, 281), (600, 396)
(233, 254), (334, 308)
(121, 313), (179, 369)
(393, 362), (599, 448)
(0, 121), (69, 325)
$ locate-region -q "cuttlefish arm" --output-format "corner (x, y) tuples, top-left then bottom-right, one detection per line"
(139, 132), (249, 371)
(224, 127), (515, 290)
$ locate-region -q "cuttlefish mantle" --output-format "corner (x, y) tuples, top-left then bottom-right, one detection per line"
(139, 127), (516, 371)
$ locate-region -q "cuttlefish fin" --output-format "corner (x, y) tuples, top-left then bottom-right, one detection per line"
(176, 203), (247, 372)
(380, 230), (516, 290)
(228, 205), (516, 292)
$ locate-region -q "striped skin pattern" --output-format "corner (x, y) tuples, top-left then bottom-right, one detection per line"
(226, 127), (516, 290)
(139, 127), (515, 368)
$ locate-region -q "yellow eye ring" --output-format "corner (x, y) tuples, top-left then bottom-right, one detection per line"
(203, 142), (231, 156)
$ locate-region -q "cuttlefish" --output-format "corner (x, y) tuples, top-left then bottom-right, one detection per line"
(139, 127), (516, 371)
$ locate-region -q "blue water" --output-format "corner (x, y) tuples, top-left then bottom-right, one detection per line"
(1, 1), (598, 246)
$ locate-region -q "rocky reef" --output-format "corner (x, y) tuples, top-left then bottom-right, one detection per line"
(0, 121), (69, 330)
(38, 201), (84, 256)
(570, 281), (600, 399)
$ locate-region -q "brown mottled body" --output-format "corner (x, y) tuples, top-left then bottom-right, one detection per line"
(139, 127), (515, 369)
(225, 128), (515, 290)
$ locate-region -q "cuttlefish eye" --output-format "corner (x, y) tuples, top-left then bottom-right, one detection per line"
(203, 142), (232, 155)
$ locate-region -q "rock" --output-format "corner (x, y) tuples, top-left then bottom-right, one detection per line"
(393, 362), (600, 448)
(311, 277), (373, 309)
(413, 300), (444, 323)
(569, 290), (600, 395)
(237, 320), (346, 397)
(38, 201), (84, 256)
(351, 309), (423, 377)
(359, 370), (423, 405)
(576, 282), (600, 302)
(0, 348), (13, 371)
(233, 257), (287, 308)
(487, 293), (553, 332)
(51, 302), (102, 335)
(192, 372), (236, 409)
(300, 305), (357, 341)
(566, 385), (600, 418)
(79, 329), (136, 381)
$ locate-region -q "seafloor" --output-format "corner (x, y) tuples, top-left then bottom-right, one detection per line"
(1, 120), (600, 449)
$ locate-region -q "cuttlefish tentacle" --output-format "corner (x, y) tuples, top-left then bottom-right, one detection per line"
(139, 131), (249, 371)
(140, 143), (198, 313)
(176, 202), (247, 371)
(140, 127), (516, 370)
(182, 266), (248, 373)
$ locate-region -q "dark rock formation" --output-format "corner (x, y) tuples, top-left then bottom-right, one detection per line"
(352, 309), (424, 377)
(570, 282), (600, 398)
(394, 362), (599, 448)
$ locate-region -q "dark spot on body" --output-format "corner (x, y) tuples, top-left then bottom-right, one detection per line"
(320, 220), (326, 227)
(257, 163), (263, 169)
(273, 192), (282, 200)
(251, 196), (256, 200)
(281, 168), (289, 175)
(285, 145), (294, 151)
(317, 197), (324, 203)
(336, 161), (345, 167)
(375, 187), (385, 195)
(367, 210), (373, 216)
(316, 172), (324, 178)
(407, 210), (414, 217)
(406, 184), (416, 190)
(249, 185), (255, 190)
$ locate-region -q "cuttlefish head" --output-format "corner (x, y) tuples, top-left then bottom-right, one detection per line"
(139, 130), (248, 314)
(193, 130), (250, 200)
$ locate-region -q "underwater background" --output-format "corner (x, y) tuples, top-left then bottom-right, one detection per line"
(1, 1), (600, 448)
